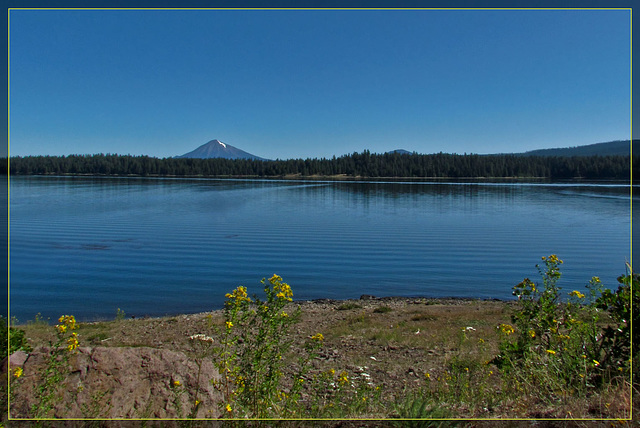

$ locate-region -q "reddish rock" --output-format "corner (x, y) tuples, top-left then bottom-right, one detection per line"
(7, 346), (223, 419)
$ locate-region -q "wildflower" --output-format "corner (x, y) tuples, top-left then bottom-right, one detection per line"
(225, 403), (232, 413)
(329, 368), (335, 376)
(528, 330), (536, 338)
(593, 360), (600, 367)
(56, 324), (67, 333)
(58, 315), (77, 330)
(310, 333), (324, 342)
(424, 373), (431, 380)
(189, 334), (214, 343)
(274, 282), (293, 301)
(338, 371), (349, 385)
(225, 321), (233, 329)
(173, 380), (181, 387)
(569, 290), (585, 299)
(269, 274), (283, 282)
(225, 286), (251, 304)
(195, 400), (201, 406)
(478, 338), (485, 344)
(13, 367), (23, 378)
(281, 311), (288, 317)
(546, 349), (556, 355)
(464, 367), (469, 372)
(67, 333), (79, 352)
(499, 324), (515, 335)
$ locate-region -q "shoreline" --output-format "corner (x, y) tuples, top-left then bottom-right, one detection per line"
(69, 295), (517, 326)
(6, 172), (634, 183)
(13, 295), (517, 326)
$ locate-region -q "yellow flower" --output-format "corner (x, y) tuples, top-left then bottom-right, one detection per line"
(569, 290), (585, 299)
(546, 349), (556, 355)
(67, 333), (79, 352)
(226, 286), (251, 304)
(56, 324), (67, 333)
(13, 367), (23, 378)
(195, 400), (201, 406)
(58, 315), (77, 330)
(225, 403), (232, 413)
(281, 311), (288, 317)
(528, 330), (536, 338)
(424, 373), (431, 380)
(269, 274), (283, 282)
(329, 368), (335, 376)
(173, 380), (181, 387)
(593, 360), (600, 367)
(225, 321), (233, 329)
(338, 371), (349, 385)
(311, 333), (324, 342)
(499, 324), (515, 335)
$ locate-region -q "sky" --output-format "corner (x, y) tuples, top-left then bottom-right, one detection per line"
(8, 8), (632, 160)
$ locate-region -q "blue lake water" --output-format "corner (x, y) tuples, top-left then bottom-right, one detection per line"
(8, 176), (636, 323)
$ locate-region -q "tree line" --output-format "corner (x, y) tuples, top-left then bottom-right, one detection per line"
(2, 151), (635, 179)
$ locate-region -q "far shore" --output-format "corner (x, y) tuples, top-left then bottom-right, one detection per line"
(9, 172), (633, 182)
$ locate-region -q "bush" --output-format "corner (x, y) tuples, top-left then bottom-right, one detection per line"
(0, 316), (31, 357)
(494, 255), (634, 391)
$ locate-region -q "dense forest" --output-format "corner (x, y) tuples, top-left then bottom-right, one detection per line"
(2, 151), (636, 179)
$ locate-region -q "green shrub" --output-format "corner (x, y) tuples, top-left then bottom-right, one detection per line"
(337, 302), (362, 310)
(494, 255), (634, 391)
(212, 274), (323, 418)
(0, 316), (32, 357)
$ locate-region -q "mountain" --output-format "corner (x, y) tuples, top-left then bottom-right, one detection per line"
(516, 140), (638, 157)
(386, 149), (414, 155)
(176, 140), (267, 160)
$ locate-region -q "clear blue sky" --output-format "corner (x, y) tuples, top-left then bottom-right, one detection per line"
(9, 8), (631, 160)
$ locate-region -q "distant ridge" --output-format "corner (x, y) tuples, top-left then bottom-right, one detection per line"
(177, 139), (267, 160)
(516, 140), (638, 157)
(386, 149), (414, 155)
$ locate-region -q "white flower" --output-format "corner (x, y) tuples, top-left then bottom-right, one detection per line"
(189, 334), (214, 343)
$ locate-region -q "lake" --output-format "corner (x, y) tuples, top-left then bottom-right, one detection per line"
(8, 176), (635, 323)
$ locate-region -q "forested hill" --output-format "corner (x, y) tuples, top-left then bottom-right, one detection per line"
(3, 151), (635, 180)
(517, 140), (639, 157)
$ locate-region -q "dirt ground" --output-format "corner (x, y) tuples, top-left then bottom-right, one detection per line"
(6, 296), (636, 424)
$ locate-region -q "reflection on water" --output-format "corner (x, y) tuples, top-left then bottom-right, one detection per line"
(9, 176), (633, 322)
